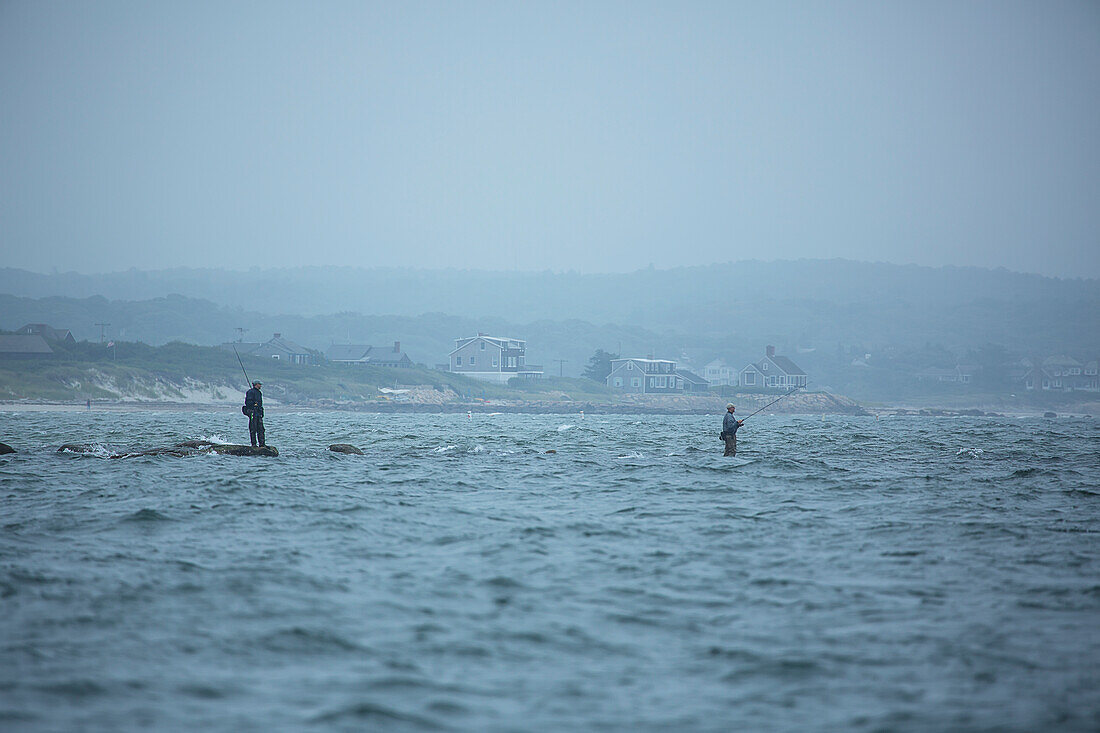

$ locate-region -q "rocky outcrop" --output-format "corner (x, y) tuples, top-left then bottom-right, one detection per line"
(176, 440), (278, 456)
(329, 444), (364, 455)
(0, 442), (14, 455)
(58, 441), (278, 457)
(58, 443), (97, 454)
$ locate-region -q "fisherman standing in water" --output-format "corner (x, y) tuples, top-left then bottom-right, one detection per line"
(244, 380), (265, 447)
(721, 403), (743, 456)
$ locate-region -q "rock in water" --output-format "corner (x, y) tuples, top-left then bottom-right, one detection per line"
(329, 444), (364, 455)
(214, 445), (279, 457)
(174, 441), (278, 456)
(0, 442), (14, 455)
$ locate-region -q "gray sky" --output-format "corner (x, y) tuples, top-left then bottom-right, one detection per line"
(2, 1), (1098, 277)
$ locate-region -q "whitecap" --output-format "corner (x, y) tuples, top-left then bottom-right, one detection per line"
(191, 433), (230, 445)
(557, 424), (575, 432)
(435, 445), (457, 453)
(956, 447), (985, 458)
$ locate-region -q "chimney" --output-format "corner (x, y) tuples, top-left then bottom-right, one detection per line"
(274, 333), (281, 339)
(393, 341), (400, 353)
(766, 345), (775, 357)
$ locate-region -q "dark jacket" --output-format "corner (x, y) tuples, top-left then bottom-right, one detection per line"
(245, 387), (263, 417)
(723, 412), (740, 435)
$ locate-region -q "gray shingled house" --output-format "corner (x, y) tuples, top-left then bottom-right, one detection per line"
(738, 346), (808, 390)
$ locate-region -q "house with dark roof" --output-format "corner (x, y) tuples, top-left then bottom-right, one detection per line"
(0, 334), (54, 358)
(326, 342), (412, 368)
(16, 323), (75, 344)
(222, 333), (315, 365)
(738, 346), (808, 390)
(449, 333), (543, 383)
(675, 368), (710, 394)
(606, 357), (681, 394)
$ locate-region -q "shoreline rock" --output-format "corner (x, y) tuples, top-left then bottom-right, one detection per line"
(58, 441), (278, 457)
(329, 444), (364, 455)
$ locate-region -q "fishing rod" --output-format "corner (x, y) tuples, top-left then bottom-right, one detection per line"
(232, 346), (252, 388)
(742, 385), (803, 421)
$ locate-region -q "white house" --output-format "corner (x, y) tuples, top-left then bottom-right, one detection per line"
(703, 358), (737, 386)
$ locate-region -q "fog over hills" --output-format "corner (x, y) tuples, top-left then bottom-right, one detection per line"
(1, 260), (1096, 397)
(3, 258), (1095, 336)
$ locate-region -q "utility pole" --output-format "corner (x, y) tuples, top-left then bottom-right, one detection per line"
(554, 359), (567, 377)
(95, 323), (110, 343)
(235, 327), (248, 343)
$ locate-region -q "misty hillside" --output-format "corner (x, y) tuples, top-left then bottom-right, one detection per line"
(2, 260), (1096, 355)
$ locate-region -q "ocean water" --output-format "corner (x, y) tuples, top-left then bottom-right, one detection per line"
(1, 410), (1098, 732)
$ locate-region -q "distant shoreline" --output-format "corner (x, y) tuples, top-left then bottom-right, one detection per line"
(1, 400), (1092, 417)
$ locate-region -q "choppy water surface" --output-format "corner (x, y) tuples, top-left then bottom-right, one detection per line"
(1, 411), (1098, 731)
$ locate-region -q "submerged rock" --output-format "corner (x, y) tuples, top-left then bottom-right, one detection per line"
(174, 441), (278, 456)
(0, 442), (14, 455)
(113, 446), (195, 459)
(329, 443), (364, 455)
(58, 443), (97, 454)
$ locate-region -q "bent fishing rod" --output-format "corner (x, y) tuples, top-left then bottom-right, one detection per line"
(232, 346), (252, 388)
(741, 385), (803, 421)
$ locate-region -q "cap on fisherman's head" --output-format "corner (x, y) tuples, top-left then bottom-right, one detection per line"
(253, 381), (262, 387)
(727, 403), (735, 410)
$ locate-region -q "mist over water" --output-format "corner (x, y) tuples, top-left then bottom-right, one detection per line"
(2, 411), (1098, 731)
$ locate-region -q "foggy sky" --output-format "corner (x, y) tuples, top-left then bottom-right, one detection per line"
(2, 1), (1098, 277)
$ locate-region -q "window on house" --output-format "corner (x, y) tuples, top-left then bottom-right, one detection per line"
(632, 378), (640, 388)
(272, 354), (280, 360)
(762, 362), (768, 371)
(456, 356), (462, 366)
(492, 357), (498, 367)
(470, 356), (476, 366)
(480, 342), (485, 350)
(614, 377), (622, 387)
(743, 372), (754, 385)
(627, 362), (633, 370)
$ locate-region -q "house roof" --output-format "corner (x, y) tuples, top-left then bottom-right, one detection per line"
(611, 357), (675, 365)
(327, 344), (373, 361)
(373, 352), (412, 363)
(1043, 355), (1081, 367)
(0, 334), (54, 354)
(16, 324), (73, 342)
(675, 368), (708, 385)
(262, 335), (310, 354)
(450, 335), (526, 355)
(767, 355), (806, 376)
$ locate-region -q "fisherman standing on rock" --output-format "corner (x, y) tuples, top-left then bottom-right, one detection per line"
(244, 380), (265, 447)
(721, 403), (743, 456)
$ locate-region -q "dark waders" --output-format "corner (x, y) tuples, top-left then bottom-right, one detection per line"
(249, 410), (265, 447)
(723, 433), (737, 456)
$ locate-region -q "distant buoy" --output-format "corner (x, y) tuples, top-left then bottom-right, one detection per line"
(580, 410), (585, 419)
(467, 411), (472, 419)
